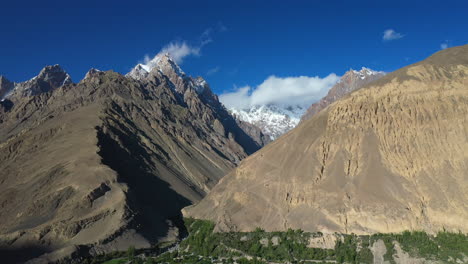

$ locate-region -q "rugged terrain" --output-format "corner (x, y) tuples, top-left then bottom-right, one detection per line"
(301, 67), (385, 121)
(0, 55), (265, 263)
(184, 45), (468, 235)
(229, 104), (305, 140)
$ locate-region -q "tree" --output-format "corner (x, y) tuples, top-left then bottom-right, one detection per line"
(127, 246), (136, 260)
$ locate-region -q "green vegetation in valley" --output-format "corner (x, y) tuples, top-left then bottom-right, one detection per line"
(177, 218), (334, 263)
(370, 230), (468, 263)
(84, 218), (468, 264)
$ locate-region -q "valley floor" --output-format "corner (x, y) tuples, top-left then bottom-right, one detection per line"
(81, 219), (468, 264)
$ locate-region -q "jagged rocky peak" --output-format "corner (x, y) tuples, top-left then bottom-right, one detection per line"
(301, 67), (385, 121)
(37, 64), (73, 86)
(350, 67), (385, 79)
(126, 64), (149, 80)
(155, 53), (185, 77)
(127, 53), (185, 80)
(127, 53), (215, 98)
(9, 64), (73, 97)
(340, 67), (385, 86)
(84, 68), (102, 80)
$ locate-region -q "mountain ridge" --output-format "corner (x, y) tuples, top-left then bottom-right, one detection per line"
(301, 67), (385, 121)
(0, 57), (266, 263)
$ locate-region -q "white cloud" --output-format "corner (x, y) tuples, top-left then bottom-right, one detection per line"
(219, 86), (251, 109)
(207, 66), (220, 75)
(138, 25), (225, 67)
(159, 41), (200, 64)
(440, 40), (450, 50)
(219, 74), (340, 109)
(383, 29), (404, 41)
(139, 41), (200, 69)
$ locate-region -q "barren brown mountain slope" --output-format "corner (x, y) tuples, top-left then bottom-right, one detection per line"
(0, 66), (263, 262)
(184, 45), (468, 235)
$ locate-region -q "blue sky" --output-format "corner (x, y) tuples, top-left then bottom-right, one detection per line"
(1, 0), (467, 105)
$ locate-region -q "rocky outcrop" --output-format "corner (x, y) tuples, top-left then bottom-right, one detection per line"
(0, 59), (263, 262)
(235, 119), (272, 147)
(301, 67), (385, 121)
(84, 68), (101, 80)
(8, 65), (73, 98)
(184, 45), (468, 236)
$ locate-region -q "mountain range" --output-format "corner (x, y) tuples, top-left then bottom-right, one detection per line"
(229, 104), (305, 140)
(0, 54), (267, 263)
(184, 45), (468, 235)
(1, 45), (468, 263)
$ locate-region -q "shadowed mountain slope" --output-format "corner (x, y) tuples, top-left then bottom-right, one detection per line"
(184, 45), (468, 235)
(0, 62), (263, 262)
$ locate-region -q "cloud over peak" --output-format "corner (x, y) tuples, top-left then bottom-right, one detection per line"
(220, 74), (340, 109)
(137, 24), (226, 67)
(158, 41), (200, 64)
(383, 29), (404, 41)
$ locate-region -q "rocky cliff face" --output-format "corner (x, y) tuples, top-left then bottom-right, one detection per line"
(184, 45), (468, 236)
(0, 58), (263, 263)
(128, 53), (269, 150)
(301, 67), (385, 121)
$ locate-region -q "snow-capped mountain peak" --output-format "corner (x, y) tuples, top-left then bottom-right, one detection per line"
(127, 53), (185, 80)
(156, 53), (185, 76)
(351, 67), (385, 80)
(126, 64), (149, 80)
(125, 53), (217, 98)
(192, 76), (209, 93)
(84, 68), (102, 80)
(2, 65), (73, 99)
(229, 104), (306, 140)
